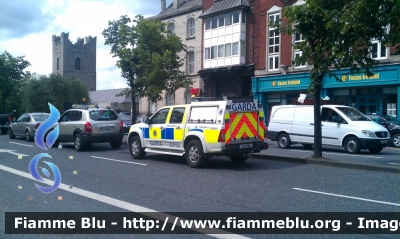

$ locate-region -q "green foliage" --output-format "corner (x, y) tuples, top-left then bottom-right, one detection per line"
(0, 51), (30, 113)
(276, 0), (400, 157)
(102, 15), (192, 121)
(22, 74), (90, 112)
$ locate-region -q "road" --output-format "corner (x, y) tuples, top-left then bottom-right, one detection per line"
(0, 134), (399, 238)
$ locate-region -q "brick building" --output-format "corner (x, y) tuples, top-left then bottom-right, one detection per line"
(138, 0), (203, 118)
(251, 0), (400, 121)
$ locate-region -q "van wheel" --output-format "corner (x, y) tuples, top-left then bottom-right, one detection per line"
(368, 147), (383, 153)
(392, 134), (400, 148)
(302, 144), (313, 149)
(344, 137), (361, 154)
(129, 136), (146, 159)
(278, 133), (291, 149)
(185, 140), (207, 168)
(229, 153), (249, 163)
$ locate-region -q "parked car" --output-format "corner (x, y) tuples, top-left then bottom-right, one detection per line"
(0, 114), (11, 134)
(118, 113), (132, 134)
(55, 107), (124, 151)
(367, 115), (400, 148)
(268, 105), (391, 154)
(9, 113), (50, 141)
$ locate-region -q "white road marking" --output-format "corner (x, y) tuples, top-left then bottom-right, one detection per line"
(0, 149), (29, 157)
(9, 142), (34, 147)
(91, 156), (147, 166)
(290, 150), (382, 158)
(294, 188), (400, 207)
(0, 164), (247, 239)
(388, 163), (400, 166)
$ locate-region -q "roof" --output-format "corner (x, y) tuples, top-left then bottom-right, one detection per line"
(89, 89), (131, 104)
(199, 0), (250, 18)
(149, 0), (202, 20)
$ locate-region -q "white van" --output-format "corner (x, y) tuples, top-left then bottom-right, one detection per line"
(268, 105), (391, 154)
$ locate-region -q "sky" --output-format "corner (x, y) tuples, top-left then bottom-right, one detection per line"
(0, 0), (173, 91)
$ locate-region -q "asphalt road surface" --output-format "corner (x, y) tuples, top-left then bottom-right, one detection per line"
(1, 134), (399, 239)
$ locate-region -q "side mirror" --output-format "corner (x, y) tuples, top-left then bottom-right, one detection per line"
(144, 118), (149, 124)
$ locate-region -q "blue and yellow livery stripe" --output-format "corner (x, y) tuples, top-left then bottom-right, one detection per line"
(140, 127), (149, 138)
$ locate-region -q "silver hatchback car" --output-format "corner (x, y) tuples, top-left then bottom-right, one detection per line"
(57, 107), (124, 151)
(9, 113), (50, 141)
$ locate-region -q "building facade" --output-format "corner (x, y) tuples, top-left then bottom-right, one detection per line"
(138, 0), (203, 118)
(198, 0), (255, 98)
(251, 0), (400, 121)
(52, 32), (97, 91)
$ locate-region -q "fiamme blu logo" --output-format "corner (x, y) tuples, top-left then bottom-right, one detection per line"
(29, 103), (61, 194)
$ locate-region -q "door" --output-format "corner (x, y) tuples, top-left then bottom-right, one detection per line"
(13, 114), (26, 135)
(321, 107), (341, 146)
(58, 111), (72, 141)
(357, 95), (380, 115)
(292, 106), (314, 143)
(145, 108), (171, 148)
(165, 107), (186, 150)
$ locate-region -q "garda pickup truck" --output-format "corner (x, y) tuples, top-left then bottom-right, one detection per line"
(127, 97), (268, 168)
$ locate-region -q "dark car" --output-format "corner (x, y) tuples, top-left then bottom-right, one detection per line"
(368, 115), (400, 148)
(118, 113), (132, 134)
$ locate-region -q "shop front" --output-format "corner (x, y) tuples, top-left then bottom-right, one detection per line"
(252, 64), (400, 123)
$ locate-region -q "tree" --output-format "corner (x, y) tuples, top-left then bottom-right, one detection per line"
(277, 0), (400, 158)
(23, 74), (89, 112)
(0, 51), (30, 113)
(102, 15), (192, 124)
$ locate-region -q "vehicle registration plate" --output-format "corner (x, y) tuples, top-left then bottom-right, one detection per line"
(380, 140), (388, 144)
(239, 143), (253, 149)
(100, 127), (113, 133)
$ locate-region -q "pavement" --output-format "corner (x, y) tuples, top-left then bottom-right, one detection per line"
(253, 140), (400, 174)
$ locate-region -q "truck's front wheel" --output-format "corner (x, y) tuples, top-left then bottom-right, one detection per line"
(185, 140), (207, 168)
(129, 136), (146, 159)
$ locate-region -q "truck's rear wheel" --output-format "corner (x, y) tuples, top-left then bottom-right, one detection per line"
(229, 153), (249, 163)
(185, 140), (207, 168)
(278, 133), (291, 149)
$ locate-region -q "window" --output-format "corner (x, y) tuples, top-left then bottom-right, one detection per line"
(211, 16), (218, 29)
(225, 43), (231, 56)
(149, 108), (170, 124)
(371, 27), (388, 59)
(187, 52), (194, 74)
(226, 12), (232, 26)
(166, 92), (175, 106)
(233, 10), (240, 24)
(268, 11), (280, 70)
(218, 45), (224, 58)
(211, 46), (217, 59)
(169, 107), (185, 124)
(57, 58), (59, 70)
(232, 42), (239, 55)
(188, 19), (195, 37)
(185, 90), (193, 104)
(149, 100), (157, 113)
(205, 18), (211, 30)
(205, 48), (210, 60)
(75, 57), (80, 70)
(167, 23), (175, 36)
(218, 14), (225, 27)
(242, 11), (246, 23)
(294, 32), (305, 68)
(240, 41), (245, 56)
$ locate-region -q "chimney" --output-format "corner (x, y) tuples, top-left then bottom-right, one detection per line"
(161, 0), (166, 11)
(173, 0), (185, 9)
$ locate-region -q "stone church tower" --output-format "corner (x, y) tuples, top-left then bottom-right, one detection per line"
(52, 32), (97, 91)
